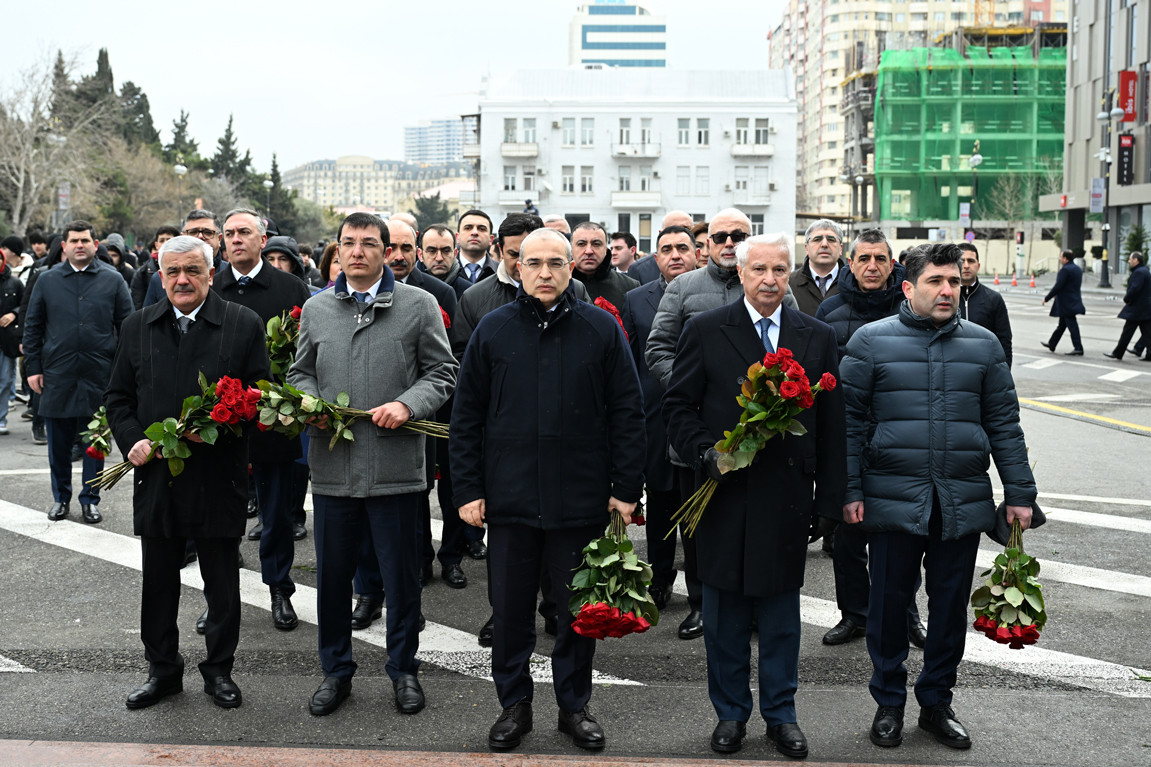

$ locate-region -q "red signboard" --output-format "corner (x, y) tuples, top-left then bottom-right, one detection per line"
(1119, 70), (1138, 122)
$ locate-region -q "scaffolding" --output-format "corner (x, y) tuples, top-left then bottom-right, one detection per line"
(872, 44), (1066, 222)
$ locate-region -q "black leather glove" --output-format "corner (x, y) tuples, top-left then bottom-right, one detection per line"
(701, 447), (732, 484)
(808, 515), (838, 545)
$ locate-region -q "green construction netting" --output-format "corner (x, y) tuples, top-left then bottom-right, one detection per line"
(873, 45), (1066, 221)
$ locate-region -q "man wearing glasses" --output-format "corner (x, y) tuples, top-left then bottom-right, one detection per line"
(791, 219), (847, 316)
(419, 224), (470, 299)
(644, 209), (799, 641)
(140, 211), (225, 309)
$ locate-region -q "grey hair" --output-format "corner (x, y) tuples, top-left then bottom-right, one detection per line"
(519, 227), (573, 261)
(183, 209), (218, 230)
(804, 218), (844, 241)
(223, 207), (267, 236)
(542, 214), (567, 224)
(158, 235), (213, 271)
(736, 232), (794, 270)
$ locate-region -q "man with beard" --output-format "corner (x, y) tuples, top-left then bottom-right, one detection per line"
(571, 221), (639, 308)
(456, 210), (498, 286)
(791, 219), (846, 316)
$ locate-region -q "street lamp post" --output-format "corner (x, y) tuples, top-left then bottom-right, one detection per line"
(1096, 105), (1126, 289)
(968, 140), (983, 254)
(263, 178), (274, 215)
(174, 159), (188, 222)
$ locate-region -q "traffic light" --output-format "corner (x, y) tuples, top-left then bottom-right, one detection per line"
(1015, 231), (1025, 245)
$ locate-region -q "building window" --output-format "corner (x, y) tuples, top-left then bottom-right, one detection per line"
(639, 165), (653, 191)
(895, 12), (905, 21)
(753, 166), (770, 196)
(504, 119), (517, 143)
(676, 165), (691, 195)
(736, 118), (750, 145)
(503, 166), (516, 191)
(750, 214), (765, 235)
(619, 118), (631, 145)
(581, 118), (595, 146)
(562, 118), (576, 146)
(678, 118), (691, 145)
(639, 213), (652, 253)
(696, 166), (710, 196)
(755, 118), (771, 144)
(523, 118), (536, 143)
(697, 118), (710, 146)
(618, 213), (631, 234)
(562, 165), (575, 193)
(523, 166), (535, 192)
(619, 165), (631, 191)
(641, 118), (653, 145)
(580, 165), (594, 193)
(734, 166), (749, 191)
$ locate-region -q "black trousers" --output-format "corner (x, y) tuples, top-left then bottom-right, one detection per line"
(254, 460), (295, 593)
(488, 522), (599, 712)
(141, 536), (240, 681)
(1113, 319), (1151, 358)
(1048, 315), (1083, 352)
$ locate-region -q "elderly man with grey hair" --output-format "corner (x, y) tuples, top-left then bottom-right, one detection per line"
(542, 214), (571, 234)
(105, 234), (269, 711)
(791, 218), (847, 316)
(662, 232), (845, 758)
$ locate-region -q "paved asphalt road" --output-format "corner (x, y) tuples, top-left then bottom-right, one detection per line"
(0, 276), (1148, 766)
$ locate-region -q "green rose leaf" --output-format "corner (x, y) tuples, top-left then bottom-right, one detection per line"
(167, 456), (185, 477)
(1004, 586), (1024, 607)
(337, 391), (350, 408)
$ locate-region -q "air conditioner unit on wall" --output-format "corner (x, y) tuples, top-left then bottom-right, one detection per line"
(552, 121), (561, 129)
(769, 182), (778, 191)
(724, 184), (732, 192)
(769, 125), (778, 134)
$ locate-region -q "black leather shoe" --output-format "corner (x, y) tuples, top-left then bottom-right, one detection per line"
(443, 562), (467, 589)
(823, 616), (865, 645)
(195, 608), (209, 635)
(351, 596), (383, 630)
(543, 615), (558, 636)
(246, 498), (258, 518)
(270, 587), (298, 631)
(478, 615), (494, 647)
(81, 504), (102, 524)
(918, 704), (971, 749)
(203, 675), (242, 708)
(309, 676), (352, 716)
(1040, 340), (1054, 351)
(678, 609), (703, 640)
(47, 502), (69, 521)
(126, 675), (182, 709)
(70, 443), (83, 462)
(767, 722), (809, 758)
(246, 520), (263, 541)
(32, 424), (47, 444)
(870, 705), (904, 747)
(393, 673), (425, 714)
(1064, 349), (1084, 356)
(710, 720), (746, 753)
(908, 620), (927, 649)
(648, 583), (669, 611)
(558, 707), (605, 750)
(421, 562), (434, 586)
(293, 522), (307, 540)
(489, 700), (532, 750)
(237, 550), (244, 568)
(1104, 351), (1122, 360)
(467, 539), (488, 560)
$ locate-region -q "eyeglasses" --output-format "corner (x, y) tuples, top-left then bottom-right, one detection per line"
(339, 238), (383, 251)
(422, 246), (454, 257)
(709, 231), (750, 245)
(519, 258), (570, 272)
(184, 228), (219, 238)
(808, 234), (840, 244)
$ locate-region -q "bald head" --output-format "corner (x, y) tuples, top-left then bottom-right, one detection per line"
(707, 208), (752, 269)
(662, 210), (693, 229)
(391, 211), (419, 233)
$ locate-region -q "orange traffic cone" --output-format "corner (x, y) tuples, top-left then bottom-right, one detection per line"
(994, 273), (1000, 285)
(1011, 274), (1018, 287)
(1029, 273), (1036, 288)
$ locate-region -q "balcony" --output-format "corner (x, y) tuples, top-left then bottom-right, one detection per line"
(734, 189), (774, 206)
(462, 142), (481, 159)
(499, 189), (536, 206)
(730, 143), (776, 158)
(611, 142), (662, 158)
(500, 142), (539, 158)
(610, 189), (662, 208)
(458, 189), (479, 206)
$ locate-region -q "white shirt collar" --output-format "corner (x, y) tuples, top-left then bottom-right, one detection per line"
(349, 277), (383, 299)
(173, 301), (205, 322)
(68, 260), (91, 273)
(743, 297), (783, 349)
(231, 258), (263, 281)
(810, 263), (838, 284)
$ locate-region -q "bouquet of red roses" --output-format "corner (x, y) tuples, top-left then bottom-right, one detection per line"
(569, 510), (659, 639)
(88, 374), (261, 489)
(80, 406), (113, 461)
(971, 519), (1047, 649)
(266, 306), (302, 381)
(669, 347), (836, 537)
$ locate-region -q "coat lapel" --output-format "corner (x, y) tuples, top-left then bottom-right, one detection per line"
(778, 305), (812, 362)
(719, 299), (767, 366)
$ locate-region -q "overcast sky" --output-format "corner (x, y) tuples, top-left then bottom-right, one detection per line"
(6, 0), (788, 173)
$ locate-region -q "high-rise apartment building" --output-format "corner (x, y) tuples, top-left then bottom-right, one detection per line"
(404, 119), (465, 165)
(569, 1), (667, 68)
(768, 0), (1068, 223)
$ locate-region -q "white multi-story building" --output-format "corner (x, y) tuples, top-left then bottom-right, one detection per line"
(464, 68), (796, 252)
(283, 157), (470, 213)
(569, 0), (667, 68)
(404, 119), (466, 164)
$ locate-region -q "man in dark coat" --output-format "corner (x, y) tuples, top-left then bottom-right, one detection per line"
(1104, 251), (1151, 361)
(663, 233), (846, 759)
(419, 224), (471, 299)
(23, 221), (133, 523)
(620, 225), (699, 616)
(791, 219), (847, 316)
(451, 227), (645, 753)
(957, 243), (1013, 366)
(456, 209), (499, 286)
(571, 221), (640, 309)
(1041, 249), (1086, 355)
(105, 235), (269, 710)
(213, 208), (312, 631)
(841, 243), (1035, 751)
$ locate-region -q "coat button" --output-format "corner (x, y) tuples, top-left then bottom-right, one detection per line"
(788, 457), (794, 466)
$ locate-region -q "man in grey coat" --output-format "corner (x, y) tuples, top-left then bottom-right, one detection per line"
(288, 212), (457, 718)
(23, 220), (132, 523)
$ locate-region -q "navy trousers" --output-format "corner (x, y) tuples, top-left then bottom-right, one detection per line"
(702, 583), (801, 726)
(866, 500), (981, 709)
(1047, 315), (1083, 352)
(254, 460), (296, 594)
(314, 493), (422, 681)
(45, 416), (101, 506)
(833, 521), (922, 626)
(488, 523), (599, 712)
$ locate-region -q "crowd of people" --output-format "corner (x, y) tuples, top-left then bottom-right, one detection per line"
(0, 202), (1142, 758)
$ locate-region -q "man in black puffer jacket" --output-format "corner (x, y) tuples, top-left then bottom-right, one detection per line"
(814, 229), (922, 649)
(840, 243), (1036, 752)
(957, 242), (1012, 366)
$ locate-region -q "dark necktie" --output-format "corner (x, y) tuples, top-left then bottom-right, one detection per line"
(759, 317), (774, 354)
(816, 274), (830, 296)
(237, 275), (252, 287)
(353, 291), (372, 304)
(177, 316), (192, 334)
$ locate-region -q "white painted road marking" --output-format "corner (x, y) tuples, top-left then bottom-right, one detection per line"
(1098, 369), (1143, 382)
(0, 654), (34, 673)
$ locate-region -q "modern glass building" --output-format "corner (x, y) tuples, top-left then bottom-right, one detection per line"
(569, 1), (667, 68)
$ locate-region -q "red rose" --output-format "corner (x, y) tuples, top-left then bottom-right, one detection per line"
(256, 421), (270, 432)
(798, 391), (814, 409)
(210, 403), (233, 424)
(85, 445), (106, 460)
(819, 372), (837, 391)
(245, 388), (263, 404)
(290, 305), (302, 320)
(440, 306), (451, 330)
(783, 360), (806, 380)
(594, 297), (628, 341)
(994, 626), (1012, 644)
(632, 511), (646, 526)
(1021, 625), (1040, 644)
(779, 381), (802, 399)
(220, 388), (241, 408)
(762, 352), (780, 368)
(775, 347), (794, 361)
(240, 401), (258, 420)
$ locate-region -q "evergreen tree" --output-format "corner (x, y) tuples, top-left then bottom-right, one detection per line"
(411, 193), (452, 232)
(211, 114), (242, 180)
(163, 110), (208, 170)
(267, 154), (298, 236)
(49, 50), (78, 126)
(74, 48), (115, 111)
(117, 81), (160, 148)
